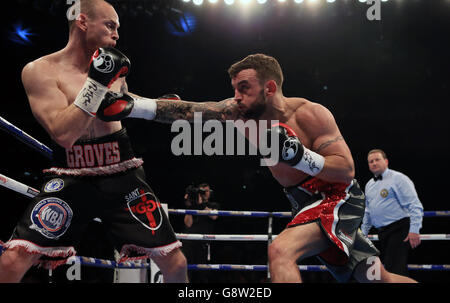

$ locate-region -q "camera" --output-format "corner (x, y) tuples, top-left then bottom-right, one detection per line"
(184, 184), (220, 211)
(184, 185), (206, 208)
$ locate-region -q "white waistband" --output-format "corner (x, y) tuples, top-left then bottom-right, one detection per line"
(43, 157), (144, 176)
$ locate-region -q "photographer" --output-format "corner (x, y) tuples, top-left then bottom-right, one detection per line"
(182, 183), (220, 283)
(184, 183), (218, 228)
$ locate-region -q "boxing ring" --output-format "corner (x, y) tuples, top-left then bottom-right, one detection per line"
(1, 115), (450, 282)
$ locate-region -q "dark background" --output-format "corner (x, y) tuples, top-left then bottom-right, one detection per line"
(0, 0), (449, 283)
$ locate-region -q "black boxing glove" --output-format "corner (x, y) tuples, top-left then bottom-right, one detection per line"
(96, 93), (181, 122)
(97, 92), (134, 122)
(267, 123), (325, 176)
(74, 47), (130, 116)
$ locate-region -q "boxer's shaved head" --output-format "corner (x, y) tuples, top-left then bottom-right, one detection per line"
(68, 0), (113, 31)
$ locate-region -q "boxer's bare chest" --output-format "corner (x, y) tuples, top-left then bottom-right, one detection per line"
(56, 65), (122, 140)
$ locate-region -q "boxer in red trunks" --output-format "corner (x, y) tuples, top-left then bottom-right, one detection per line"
(97, 54), (416, 283)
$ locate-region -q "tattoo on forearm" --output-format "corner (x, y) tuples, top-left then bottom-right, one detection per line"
(315, 136), (344, 152)
(154, 98), (237, 124)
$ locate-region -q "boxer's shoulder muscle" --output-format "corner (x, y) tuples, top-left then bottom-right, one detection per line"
(289, 98), (344, 153)
(22, 56), (57, 87)
(22, 55), (67, 111)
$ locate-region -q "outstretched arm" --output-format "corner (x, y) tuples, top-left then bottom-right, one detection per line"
(98, 85), (239, 123)
(154, 98), (238, 123)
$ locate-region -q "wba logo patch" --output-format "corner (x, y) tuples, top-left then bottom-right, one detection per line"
(29, 197), (73, 239)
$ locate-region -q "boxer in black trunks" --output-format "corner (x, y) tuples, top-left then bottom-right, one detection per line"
(97, 54), (417, 283)
(0, 0), (187, 282)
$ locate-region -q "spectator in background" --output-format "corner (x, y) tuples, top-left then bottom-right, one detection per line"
(362, 149), (424, 276)
(182, 183), (220, 282)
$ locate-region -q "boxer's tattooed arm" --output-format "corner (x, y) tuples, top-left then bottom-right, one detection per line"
(315, 136), (344, 153)
(154, 98), (238, 123)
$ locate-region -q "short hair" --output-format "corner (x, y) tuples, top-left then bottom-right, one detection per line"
(368, 149), (387, 159)
(227, 53), (284, 87)
(67, 0), (105, 31)
(198, 183), (210, 189)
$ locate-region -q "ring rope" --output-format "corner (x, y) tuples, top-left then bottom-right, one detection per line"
(1, 244), (447, 272)
(168, 209), (450, 218)
(175, 233), (450, 241)
(0, 245), (447, 271)
(0, 173), (40, 198)
(0, 116), (52, 159)
(187, 264), (450, 272)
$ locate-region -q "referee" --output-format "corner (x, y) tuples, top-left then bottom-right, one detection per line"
(361, 149), (424, 276)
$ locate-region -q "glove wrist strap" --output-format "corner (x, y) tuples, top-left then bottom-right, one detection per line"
(73, 77), (108, 116)
(129, 97), (157, 120)
(292, 148), (325, 176)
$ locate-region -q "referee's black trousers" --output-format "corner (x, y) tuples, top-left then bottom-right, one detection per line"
(377, 217), (411, 276)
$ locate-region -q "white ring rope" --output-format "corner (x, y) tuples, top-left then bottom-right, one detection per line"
(176, 233), (450, 241)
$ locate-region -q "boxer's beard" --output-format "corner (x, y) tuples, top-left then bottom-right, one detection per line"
(242, 89), (267, 120)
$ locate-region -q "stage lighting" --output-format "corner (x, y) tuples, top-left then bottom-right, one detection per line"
(224, 0), (235, 5)
(9, 23), (34, 45)
(193, 0), (203, 5)
(166, 11), (197, 37)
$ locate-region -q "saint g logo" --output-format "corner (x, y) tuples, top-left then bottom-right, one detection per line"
(93, 51), (115, 73)
(380, 189), (388, 198)
(282, 138), (298, 161)
(124, 190), (163, 234)
(44, 178), (64, 193)
(29, 197), (73, 239)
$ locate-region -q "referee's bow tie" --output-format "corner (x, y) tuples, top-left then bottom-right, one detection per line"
(373, 175), (383, 181)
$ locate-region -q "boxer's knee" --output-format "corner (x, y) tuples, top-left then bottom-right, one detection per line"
(153, 248), (188, 282)
(0, 247), (39, 282)
(169, 249), (187, 273)
(268, 241), (292, 266)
